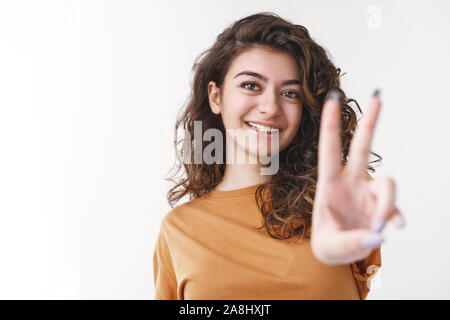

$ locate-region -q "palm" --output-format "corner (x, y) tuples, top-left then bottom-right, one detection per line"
(311, 91), (402, 265)
(318, 178), (374, 231)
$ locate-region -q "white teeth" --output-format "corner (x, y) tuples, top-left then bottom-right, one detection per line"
(247, 122), (279, 133)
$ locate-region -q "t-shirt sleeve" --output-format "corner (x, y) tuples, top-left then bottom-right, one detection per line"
(350, 247), (382, 299)
(153, 218), (178, 300)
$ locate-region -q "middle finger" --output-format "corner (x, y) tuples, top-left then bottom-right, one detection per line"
(346, 90), (382, 179)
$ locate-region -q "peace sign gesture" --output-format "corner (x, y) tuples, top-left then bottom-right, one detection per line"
(310, 90), (406, 265)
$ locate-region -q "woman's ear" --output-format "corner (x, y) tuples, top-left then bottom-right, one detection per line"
(208, 81), (221, 115)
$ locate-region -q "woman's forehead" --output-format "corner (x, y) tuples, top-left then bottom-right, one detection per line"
(227, 50), (301, 83)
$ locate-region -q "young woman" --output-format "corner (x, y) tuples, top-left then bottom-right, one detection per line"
(153, 12), (405, 300)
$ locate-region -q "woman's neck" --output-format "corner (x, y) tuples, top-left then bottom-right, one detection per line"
(215, 140), (272, 191)
(214, 164), (270, 191)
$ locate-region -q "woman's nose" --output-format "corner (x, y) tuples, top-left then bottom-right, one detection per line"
(257, 90), (282, 117)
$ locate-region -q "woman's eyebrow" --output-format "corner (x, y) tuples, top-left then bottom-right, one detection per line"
(234, 70), (301, 86)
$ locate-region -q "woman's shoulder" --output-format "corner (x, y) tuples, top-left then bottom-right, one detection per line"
(160, 195), (210, 229)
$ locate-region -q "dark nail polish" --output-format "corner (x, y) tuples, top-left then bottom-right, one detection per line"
(327, 89), (340, 102)
(373, 89), (380, 98)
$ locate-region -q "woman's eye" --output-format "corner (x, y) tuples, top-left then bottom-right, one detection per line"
(240, 81), (300, 100)
(283, 91), (300, 99)
(241, 81), (260, 91)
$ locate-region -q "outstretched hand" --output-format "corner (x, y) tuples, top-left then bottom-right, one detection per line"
(311, 90), (405, 265)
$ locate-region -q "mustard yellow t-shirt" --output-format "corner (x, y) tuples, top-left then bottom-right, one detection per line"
(153, 183), (381, 300)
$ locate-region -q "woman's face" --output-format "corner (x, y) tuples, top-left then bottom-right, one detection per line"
(208, 46), (303, 161)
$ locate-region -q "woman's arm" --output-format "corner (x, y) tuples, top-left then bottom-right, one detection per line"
(153, 219), (178, 300)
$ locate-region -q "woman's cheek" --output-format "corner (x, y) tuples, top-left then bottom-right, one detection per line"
(286, 105), (302, 128)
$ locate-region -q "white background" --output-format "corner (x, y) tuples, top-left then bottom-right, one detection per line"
(0, 0), (449, 299)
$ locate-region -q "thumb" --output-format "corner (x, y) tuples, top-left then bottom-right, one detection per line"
(313, 229), (383, 265)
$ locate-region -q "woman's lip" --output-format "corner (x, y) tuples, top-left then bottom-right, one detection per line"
(245, 120), (283, 129)
(244, 122), (282, 135)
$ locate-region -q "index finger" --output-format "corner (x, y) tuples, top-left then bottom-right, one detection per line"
(318, 90), (343, 183)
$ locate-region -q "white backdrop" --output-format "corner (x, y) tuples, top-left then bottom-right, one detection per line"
(0, 0), (449, 299)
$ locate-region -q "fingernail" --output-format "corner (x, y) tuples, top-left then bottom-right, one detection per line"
(373, 88), (381, 98)
(393, 215), (406, 229)
(370, 219), (387, 233)
(360, 232), (384, 249)
(326, 89), (341, 102)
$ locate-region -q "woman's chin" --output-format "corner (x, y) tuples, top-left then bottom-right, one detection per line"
(245, 149), (280, 163)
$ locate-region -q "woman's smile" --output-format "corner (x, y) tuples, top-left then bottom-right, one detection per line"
(244, 121), (282, 138)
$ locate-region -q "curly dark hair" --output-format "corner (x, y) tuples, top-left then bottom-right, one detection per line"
(165, 12), (381, 240)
